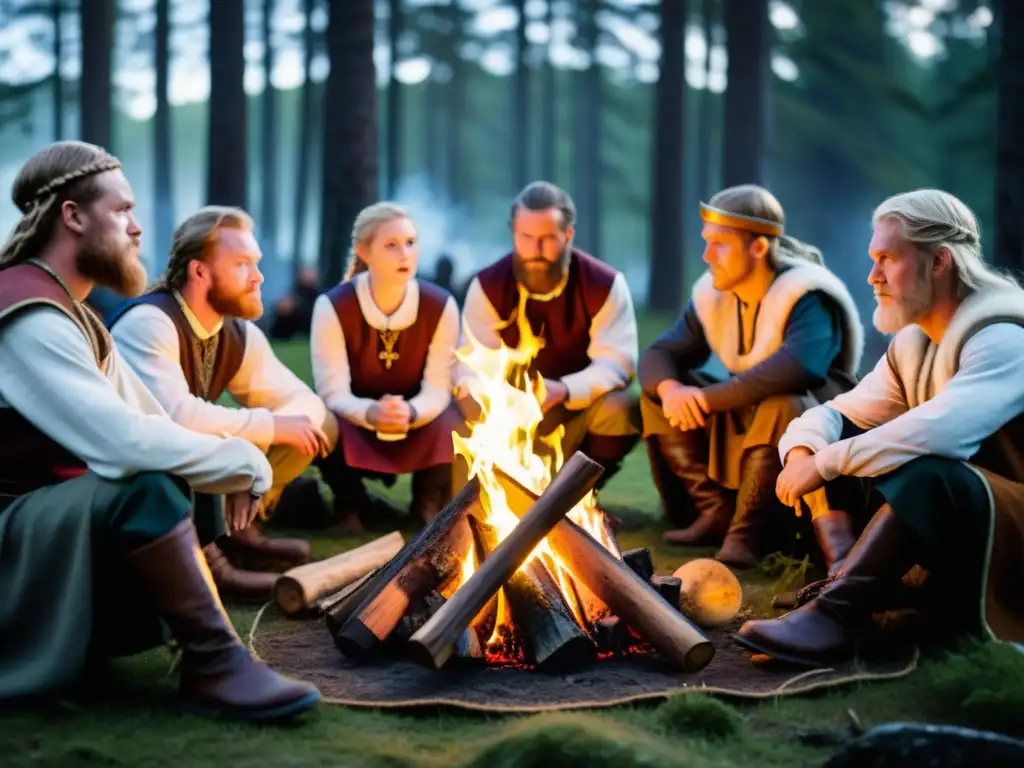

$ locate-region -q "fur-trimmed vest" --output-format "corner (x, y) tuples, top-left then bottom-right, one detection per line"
(691, 257), (865, 376)
(886, 288), (1024, 482)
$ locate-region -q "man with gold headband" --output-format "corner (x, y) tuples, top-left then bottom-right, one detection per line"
(108, 206), (337, 601)
(639, 184), (865, 571)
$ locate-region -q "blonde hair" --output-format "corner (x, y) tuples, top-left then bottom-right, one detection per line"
(344, 201), (410, 281)
(708, 184), (824, 267)
(873, 189), (1018, 299)
(151, 205), (255, 292)
(0, 141), (122, 269)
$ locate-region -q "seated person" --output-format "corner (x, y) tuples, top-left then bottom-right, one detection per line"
(639, 185), (865, 570)
(311, 202), (462, 533)
(736, 188), (1024, 667)
(455, 181), (641, 489)
(0, 140), (317, 719)
(109, 207), (335, 600)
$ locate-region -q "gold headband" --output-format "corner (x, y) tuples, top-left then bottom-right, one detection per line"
(699, 202), (784, 237)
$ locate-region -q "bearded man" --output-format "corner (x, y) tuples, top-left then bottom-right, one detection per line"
(455, 181), (641, 488)
(735, 188), (1024, 668)
(640, 185), (865, 571)
(108, 207), (336, 600)
(0, 141), (318, 719)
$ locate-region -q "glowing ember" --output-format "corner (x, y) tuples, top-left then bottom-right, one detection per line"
(452, 291), (623, 665)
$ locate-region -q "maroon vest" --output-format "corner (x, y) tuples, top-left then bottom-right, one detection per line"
(0, 262), (106, 497)
(475, 249), (617, 380)
(108, 291), (247, 402)
(325, 278), (449, 400)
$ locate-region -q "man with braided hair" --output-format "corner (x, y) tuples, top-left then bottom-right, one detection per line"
(0, 141), (320, 719)
(109, 206), (337, 600)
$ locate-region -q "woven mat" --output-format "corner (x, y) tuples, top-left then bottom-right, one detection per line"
(248, 604), (919, 713)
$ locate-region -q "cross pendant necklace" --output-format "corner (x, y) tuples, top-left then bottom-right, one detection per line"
(378, 329), (400, 370)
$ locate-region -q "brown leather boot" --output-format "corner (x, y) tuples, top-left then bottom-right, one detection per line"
(411, 467), (452, 526)
(715, 447), (785, 570)
(646, 437), (696, 527)
(733, 504), (914, 667)
(813, 509), (857, 576)
(125, 520), (320, 720)
(219, 523), (310, 567)
(202, 542), (277, 601)
(655, 431), (734, 546)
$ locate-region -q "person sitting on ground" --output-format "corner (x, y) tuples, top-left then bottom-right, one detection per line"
(311, 202), (462, 533)
(639, 184), (865, 571)
(108, 206), (335, 601)
(0, 140), (319, 720)
(735, 188), (1024, 667)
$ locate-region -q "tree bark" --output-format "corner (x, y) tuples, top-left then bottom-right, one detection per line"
(994, 0), (1024, 272)
(386, 0), (404, 197)
(51, 0), (63, 141)
(511, 0), (529, 190)
(261, 0), (279, 262)
(721, 0), (770, 187)
(153, 0), (173, 270)
(319, 0), (378, 288)
(207, 0), (248, 207)
(79, 0), (113, 149)
(291, 0), (316, 279)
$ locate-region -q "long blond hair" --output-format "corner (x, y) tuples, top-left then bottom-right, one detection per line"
(708, 184), (824, 267)
(873, 188), (1018, 299)
(0, 141), (122, 269)
(150, 206), (255, 292)
(344, 201), (410, 281)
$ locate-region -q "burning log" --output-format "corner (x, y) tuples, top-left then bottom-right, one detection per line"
(273, 531), (405, 616)
(498, 469), (716, 673)
(328, 478), (481, 659)
(469, 517), (595, 671)
(407, 452), (606, 670)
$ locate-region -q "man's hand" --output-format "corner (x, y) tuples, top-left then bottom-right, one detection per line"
(784, 446), (814, 465)
(541, 379), (569, 413)
(776, 452), (826, 508)
(225, 489), (262, 534)
(368, 396), (411, 434)
(272, 414), (332, 457)
(657, 380), (708, 432)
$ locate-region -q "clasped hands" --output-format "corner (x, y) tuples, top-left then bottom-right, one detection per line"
(368, 394), (414, 435)
(657, 380), (709, 432)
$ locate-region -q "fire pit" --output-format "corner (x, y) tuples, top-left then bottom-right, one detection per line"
(322, 299), (715, 674)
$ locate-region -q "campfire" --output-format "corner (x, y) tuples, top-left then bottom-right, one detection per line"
(286, 294), (715, 673)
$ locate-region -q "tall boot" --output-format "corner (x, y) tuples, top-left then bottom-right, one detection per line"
(203, 542), (277, 602)
(646, 437), (695, 526)
(715, 447), (785, 569)
(655, 431), (735, 546)
(733, 504), (915, 667)
(813, 509), (857, 576)
(125, 520), (320, 720)
(410, 466), (452, 526)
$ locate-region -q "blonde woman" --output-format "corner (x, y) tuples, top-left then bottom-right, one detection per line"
(311, 202), (461, 533)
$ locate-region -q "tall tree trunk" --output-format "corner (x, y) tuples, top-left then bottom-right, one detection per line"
(647, 0), (687, 313)
(207, 0), (247, 207)
(695, 0), (715, 200)
(511, 0), (529, 189)
(994, 0), (1024, 271)
(261, 0), (279, 261)
(79, 0), (114, 148)
(153, 0), (173, 269)
(386, 0), (403, 197)
(573, 0), (602, 259)
(540, 0), (556, 180)
(51, 0), (63, 140)
(319, 0), (378, 288)
(292, 0), (315, 279)
(720, 0), (769, 187)
(444, 1), (467, 205)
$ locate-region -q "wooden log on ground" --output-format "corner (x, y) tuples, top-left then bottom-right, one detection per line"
(652, 575), (682, 611)
(498, 469), (715, 673)
(470, 517), (595, 671)
(407, 452), (605, 670)
(622, 548), (655, 583)
(274, 531), (405, 616)
(316, 568), (379, 618)
(328, 478), (481, 658)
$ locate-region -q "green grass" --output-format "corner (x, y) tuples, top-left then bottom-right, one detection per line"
(4, 330), (1023, 767)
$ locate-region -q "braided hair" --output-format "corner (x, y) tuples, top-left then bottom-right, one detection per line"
(344, 202), (409, 281)
(150, 205), (255, 293)
(0, 141), (122, 270)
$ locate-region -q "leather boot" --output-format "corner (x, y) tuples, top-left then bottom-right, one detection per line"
(715, 446), (785, 569)
(125, 520), (320, 720)
(219, 523), (310, 568)
(646, 437), (695, 527)
(655, 431), (734, 546)
(203, 542), (278, 602)
(813, 509), (857, 576)
(410, 467), (452, 526)
(733, 504), (915, 667)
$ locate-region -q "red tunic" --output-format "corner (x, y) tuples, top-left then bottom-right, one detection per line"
(325, 279), (461, 474)
(0, 262), (100, 497)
